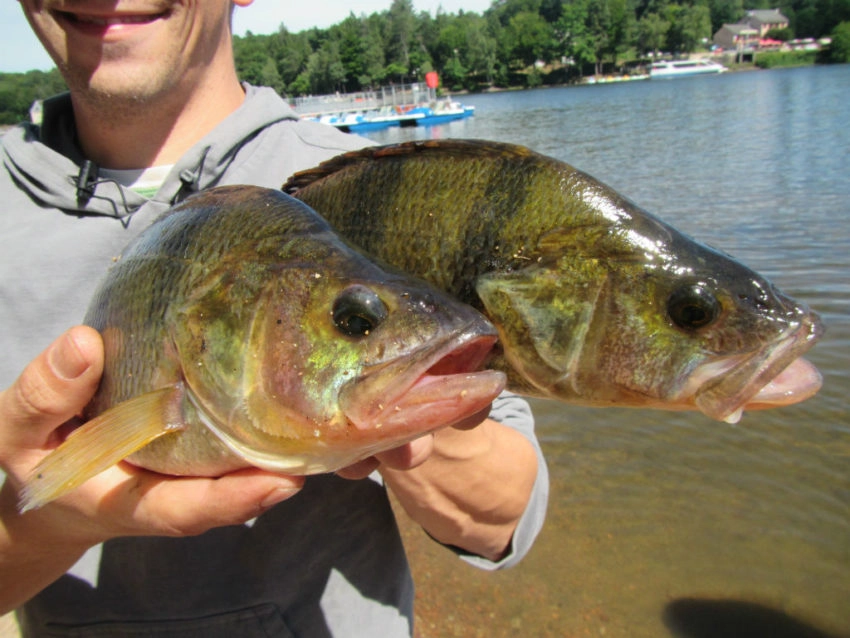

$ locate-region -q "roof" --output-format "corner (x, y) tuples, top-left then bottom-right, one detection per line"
(719, 23), (759, 35)
(745, 9), (789, 24)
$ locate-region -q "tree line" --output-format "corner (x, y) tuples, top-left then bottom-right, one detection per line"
(233, 0), (850, 94)
(1, 0), (848, 125)
(0, 68), (66, 126)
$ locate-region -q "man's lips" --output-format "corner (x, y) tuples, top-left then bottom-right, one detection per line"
(53, 9), (169, 31)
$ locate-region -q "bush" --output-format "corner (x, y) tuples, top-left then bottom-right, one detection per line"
(0, 69), (66, 126)
(754, 50), (818, 68)
(764, 27), (794, 41)
(830, 21), (850, 63)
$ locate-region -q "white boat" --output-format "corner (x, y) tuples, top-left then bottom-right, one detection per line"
(649, 59), (728, 78)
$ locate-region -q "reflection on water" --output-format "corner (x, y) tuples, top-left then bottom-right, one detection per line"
(373, 65), (850, 638)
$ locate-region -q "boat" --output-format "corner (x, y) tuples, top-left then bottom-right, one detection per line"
(401, 100), (475, 127)
(649, 59), (728, 79)
(295, 78), (474, 133)
(313, 107), (423, 133)
(584, 74), (649, 85)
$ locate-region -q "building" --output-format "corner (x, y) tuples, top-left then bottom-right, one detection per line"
(713, 23), (760, 50)
(742, 9), (790, 37)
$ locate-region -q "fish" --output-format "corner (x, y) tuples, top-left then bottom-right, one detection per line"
(19, 185), (505, 511)
(283, 139), (823, 424)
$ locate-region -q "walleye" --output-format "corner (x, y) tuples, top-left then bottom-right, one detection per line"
(20, 186), (504, 511)
(284, 139), (823, 423)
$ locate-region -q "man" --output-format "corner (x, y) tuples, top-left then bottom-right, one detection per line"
(0, 2), (548, 636)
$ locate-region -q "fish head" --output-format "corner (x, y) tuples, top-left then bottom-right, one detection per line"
(476, 189), (823, 422)
(177, 231), (504, 474)
(649, 238), (824, 422)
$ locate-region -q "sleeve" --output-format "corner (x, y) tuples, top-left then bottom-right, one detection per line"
(453, 391), (550, 571)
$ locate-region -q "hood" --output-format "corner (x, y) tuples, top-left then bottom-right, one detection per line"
(1, 84), (299, 221)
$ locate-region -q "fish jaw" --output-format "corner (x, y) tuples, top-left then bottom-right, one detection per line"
(692, 311), (823, 422)
(339, 329), (505, 443)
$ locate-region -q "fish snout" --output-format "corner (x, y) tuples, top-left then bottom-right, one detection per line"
(694, 308), (825, 423)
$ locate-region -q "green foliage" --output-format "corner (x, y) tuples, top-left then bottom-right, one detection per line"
(829, 20), (850, 62)
(228, 0), (837, 90)
(3, 0), (844, 108)
(0, 68), (66, 125)
(754, 49), (818, 67)
(637, 13), (671, 55)
(764, 26), (794, 40)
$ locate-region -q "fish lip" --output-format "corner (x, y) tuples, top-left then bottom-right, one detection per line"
(693, 312), (823, 421)
(339, 323), (505, 432)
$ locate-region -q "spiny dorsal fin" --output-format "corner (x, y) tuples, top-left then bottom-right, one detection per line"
(19, 385), (186, 512)
(282, 139), (538, 194)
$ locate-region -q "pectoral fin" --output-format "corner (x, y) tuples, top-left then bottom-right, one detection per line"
(475, 262), (607, 395)
(19, 385), (186, 512)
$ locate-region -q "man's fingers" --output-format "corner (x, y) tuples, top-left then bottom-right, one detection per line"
(0, 327), (103, 452)
(446, 406), (492, 431)
(335, 457), (381, 480)
(127, 469), (306, 535)
(375, 434), (434, 470)
(337, 433), (440, 481)
(55, 465), (306, 539)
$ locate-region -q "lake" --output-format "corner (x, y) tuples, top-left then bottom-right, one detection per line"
(366, 65), (850, 638)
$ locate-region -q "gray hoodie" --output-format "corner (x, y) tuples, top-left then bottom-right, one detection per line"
(0, 84), (370, 384)
(1, 85), (548, 637)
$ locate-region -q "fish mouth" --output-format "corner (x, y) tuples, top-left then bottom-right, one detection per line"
(692, 312), (824, 423)
(339, 326), (505, 441)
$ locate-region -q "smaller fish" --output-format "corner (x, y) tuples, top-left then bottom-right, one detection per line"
(20, 186), (504, 511)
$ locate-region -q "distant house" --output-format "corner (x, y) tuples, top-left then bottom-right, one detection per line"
(713, 23), (760, 50)
(742, 9), (790, 37)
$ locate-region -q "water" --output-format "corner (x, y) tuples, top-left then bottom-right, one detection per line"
(367, 66), (850, 638)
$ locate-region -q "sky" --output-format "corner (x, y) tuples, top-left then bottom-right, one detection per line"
(0, 1), (495, 74)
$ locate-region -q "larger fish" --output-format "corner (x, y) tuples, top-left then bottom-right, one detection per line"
(283, 139), (823, 423)
(20, 186), (504, 511)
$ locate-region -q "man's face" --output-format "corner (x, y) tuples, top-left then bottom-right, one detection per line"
(19, 1), (245, 102)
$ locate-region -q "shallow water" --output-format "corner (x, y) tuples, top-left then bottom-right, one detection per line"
(369, 65), (850, 637)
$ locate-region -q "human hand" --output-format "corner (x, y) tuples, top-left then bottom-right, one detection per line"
(0, 327), (304, 548)
(334, 406), (491, 480)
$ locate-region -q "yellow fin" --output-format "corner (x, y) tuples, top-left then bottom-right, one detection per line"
(19, 385), (185, 513)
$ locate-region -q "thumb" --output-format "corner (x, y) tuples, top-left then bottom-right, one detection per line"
(0, 326), (103, 453)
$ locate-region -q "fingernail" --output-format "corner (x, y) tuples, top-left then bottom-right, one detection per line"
(49, 332), (90, 380)
(260, 484), (301, 511)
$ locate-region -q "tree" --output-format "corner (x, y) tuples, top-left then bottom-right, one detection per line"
(274, 30), (314, 90)
(0, 69), (66, 124)
(667, 4), (712, 52)
(386, 0), (417, 78)
(555, 0), (598, 75)
(709, 0), (744, 34)
(464, 16), (499, 85)
(606, 0), (637, 65)
(504, 11), (557, 67)
(830, 20), (850, 61)
(637, 12), (671, 54)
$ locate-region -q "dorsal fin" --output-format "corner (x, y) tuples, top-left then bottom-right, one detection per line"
(282, 139), (538, 194)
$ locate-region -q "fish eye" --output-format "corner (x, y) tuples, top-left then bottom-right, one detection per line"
(332, 286), (388, 338)
(667, 284), (721, 331)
